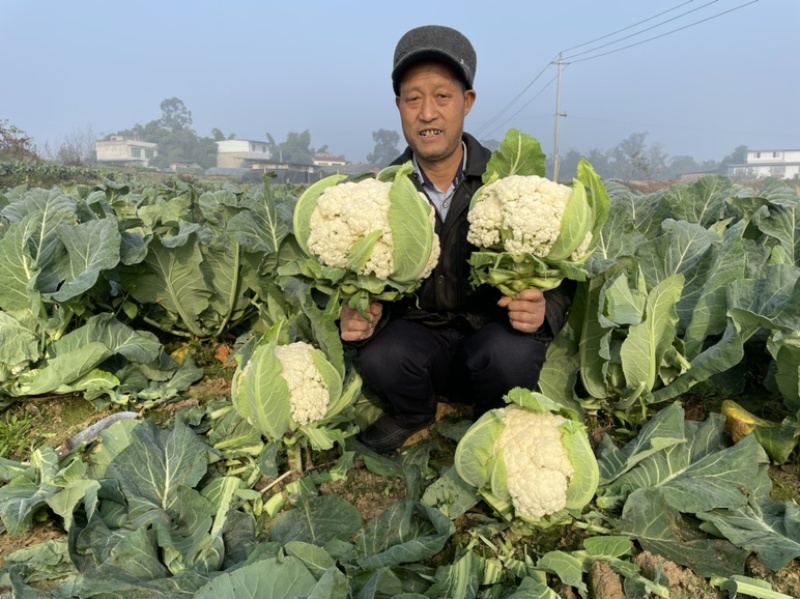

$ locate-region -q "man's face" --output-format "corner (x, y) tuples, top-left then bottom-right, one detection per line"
(396, 62), (476, 168)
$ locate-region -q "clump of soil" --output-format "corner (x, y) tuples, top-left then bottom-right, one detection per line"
(634, 551), (722, 598)
(590, 560), (626, 599)
(320, 468), (407, 522)
(0, 521), (65, 568)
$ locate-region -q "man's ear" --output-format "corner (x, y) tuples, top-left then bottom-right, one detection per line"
(464, 89), (477, 116)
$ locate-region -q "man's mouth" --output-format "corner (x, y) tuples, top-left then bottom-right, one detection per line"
(419, 129), (442, 139)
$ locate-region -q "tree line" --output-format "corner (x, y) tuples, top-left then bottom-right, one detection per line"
(3, 99), (748, 179)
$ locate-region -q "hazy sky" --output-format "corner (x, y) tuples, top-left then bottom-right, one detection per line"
(3, 0), (798, 164)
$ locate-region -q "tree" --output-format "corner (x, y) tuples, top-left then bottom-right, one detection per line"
(611, 132), (649, 182)
(43, 126), (97, 165)
(557, 149), (583, 180)
(108, 98), (226, 169)
(0, 119), (39, 161)
(667, 155), (701, 178)
(266, 130), (315, 165)
(367, 129), (400, 167)
(160, 97), (193, 132)
(719, 145), (748, 171)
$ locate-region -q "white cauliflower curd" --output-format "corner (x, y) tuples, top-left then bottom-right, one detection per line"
(306, 177), (440, 281)
(274, 342), (329, 426)
(495, 407), (574, 519)
(307, 179), (395, 279)
(467, 175), (591, 261)
(454, 388), (600, 524)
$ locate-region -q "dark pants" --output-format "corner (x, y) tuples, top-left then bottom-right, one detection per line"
(355, 318), (548, 427)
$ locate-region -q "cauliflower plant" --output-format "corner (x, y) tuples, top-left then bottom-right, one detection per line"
(467, 174), (591, 261)
(307, 178), (439, 281)
(232, 336), (361, 447)
(464, 129), (610, 295)
(288, 162), (441, 315)
(454, 387), (599, 524)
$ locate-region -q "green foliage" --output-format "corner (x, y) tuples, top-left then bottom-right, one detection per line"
(0, 411), (35, 458)
(0, 161), (105, 187)
(5, 165), (800, 598)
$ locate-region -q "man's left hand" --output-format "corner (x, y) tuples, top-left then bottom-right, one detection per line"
(498, 288), (546, 334)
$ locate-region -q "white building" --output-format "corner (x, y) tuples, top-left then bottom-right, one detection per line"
(95, 136), (158, 166)
(215, 139), (273, 169)
(729, 149), (800, 180)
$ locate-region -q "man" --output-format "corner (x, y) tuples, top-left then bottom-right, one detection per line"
(340, 25), (575, 453)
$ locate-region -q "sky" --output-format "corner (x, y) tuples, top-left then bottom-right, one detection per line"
(2, 0), (798, 165)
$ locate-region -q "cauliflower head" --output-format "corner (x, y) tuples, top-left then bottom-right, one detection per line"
(454, 387), (600, 524)
(495, 407), (574, 519)
(308, 178), (395, 279)
(274, 342), (329, 426)
(467, 175), (591, 260)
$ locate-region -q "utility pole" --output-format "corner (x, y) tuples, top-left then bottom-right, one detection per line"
(552, 53), (567, 182)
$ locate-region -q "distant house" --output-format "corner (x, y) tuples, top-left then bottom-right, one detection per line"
(95, 136), (158, 167)
(728, 149), (800, 180)
(313, 152), (347, 167)
(215, 139), (273, 169)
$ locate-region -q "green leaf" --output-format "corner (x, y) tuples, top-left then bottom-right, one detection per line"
(119, 235), (211, 338)
(389, 163), (436, 283)
(561, 420), (600, 511)
(711, 575), (795, 599)
(699, 497), (800, 571)
(682, 220), (747, 358)
(597, 401), (686, 486)
(579, 260), (632, 399)
(600, 411), (772, 513)
(483, 129), (546, 183)
(284, 540), (336, 578)
(49, 219), (121, 302)
(576, 159), (611, 244)
(12, 342), (113, 396)
(50, 313), (162, 364)
(292, 174), (349, 255)
(425, 549), (481, 599)
(105, 419), (208, 523)
(546, 181), (592, 263)
(232, 342), (293, 441)
(619, 273), (684, 404)
(582, 536), (632, 559)
(0, 311), (39, 370)
(270, 495), (363, 546)
(454, 410), (505, 489)
(420, 466), (481, 520)
(536, 551), (587, 596)
(666, 175), (737, 228)
(615, 488), (748, 577)
(356, 501), (454, 569)
(228, 179), (291, 256)
(193, 556), (319, 599)
(346, 230), (383, 274)
(0, 220), (40, 312)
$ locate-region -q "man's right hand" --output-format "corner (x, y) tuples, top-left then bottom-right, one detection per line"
(340, 302), (383, 342)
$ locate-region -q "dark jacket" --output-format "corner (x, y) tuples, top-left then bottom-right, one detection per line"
(389, 133), (574, 341)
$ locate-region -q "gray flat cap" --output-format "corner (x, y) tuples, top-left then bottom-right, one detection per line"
(392, 25), (476, 95)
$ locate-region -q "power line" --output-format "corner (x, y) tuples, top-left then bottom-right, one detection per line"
(560, 0), (698, 54)
(473, 58), (557, 137)
(567, 1), (759, 64)
(562, 0), (721, 61)
(480, 72), (560, 139)
(475, 1), (728, 139)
